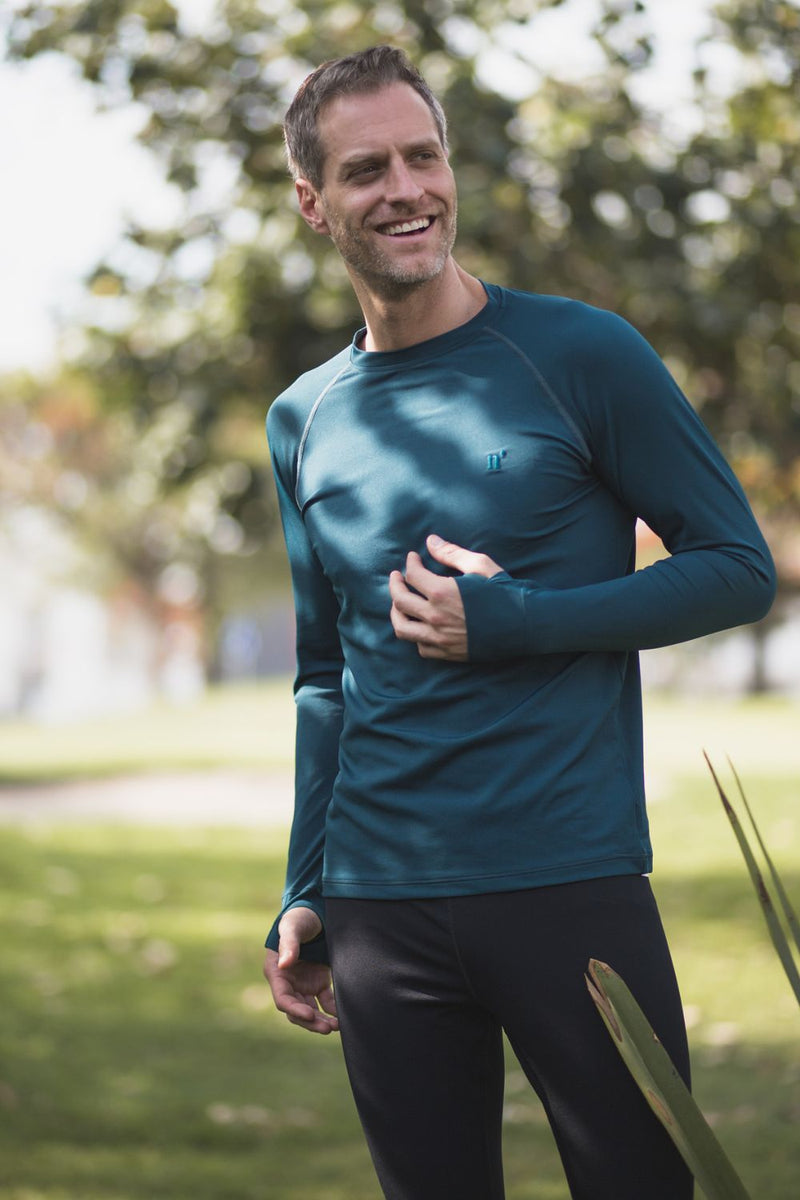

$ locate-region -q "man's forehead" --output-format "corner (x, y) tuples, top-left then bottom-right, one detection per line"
(317, 82), (441, 160)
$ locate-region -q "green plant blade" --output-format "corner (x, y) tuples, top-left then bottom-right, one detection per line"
(704, 753), (800, 1006)
(726, 756), (800, 956)
(586, 959), (752, 1200)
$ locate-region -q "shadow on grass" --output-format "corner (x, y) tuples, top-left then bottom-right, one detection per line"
(1, 826), (797, 1200)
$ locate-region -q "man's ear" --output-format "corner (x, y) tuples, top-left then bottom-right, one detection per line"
(296, 179), (330, 235)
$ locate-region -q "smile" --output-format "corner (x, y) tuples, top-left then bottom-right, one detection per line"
(380, 216), (434, 237)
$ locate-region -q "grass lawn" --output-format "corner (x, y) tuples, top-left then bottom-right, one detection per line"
(0, 684), (798, 1198)
(0, 681), (297, 784)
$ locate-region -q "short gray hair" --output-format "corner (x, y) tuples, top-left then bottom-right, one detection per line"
(284, 45), (449, 189)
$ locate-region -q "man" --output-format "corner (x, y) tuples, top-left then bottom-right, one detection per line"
(262, 45), (775, 1200)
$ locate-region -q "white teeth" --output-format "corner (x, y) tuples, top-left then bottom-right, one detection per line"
(383, 217), (432, 236)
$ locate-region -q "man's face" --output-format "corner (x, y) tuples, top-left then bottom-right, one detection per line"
(301, 82), (458, 295)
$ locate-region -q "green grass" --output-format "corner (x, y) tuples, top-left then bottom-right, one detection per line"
(0, 681), (297, 783)
(0, 686), (798, 1198)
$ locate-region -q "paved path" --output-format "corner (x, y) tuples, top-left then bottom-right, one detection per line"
(0, 769), (294, 826)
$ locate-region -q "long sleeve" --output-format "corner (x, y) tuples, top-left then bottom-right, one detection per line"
(264, 426), (344, 964)
(457, 312), (776, 658)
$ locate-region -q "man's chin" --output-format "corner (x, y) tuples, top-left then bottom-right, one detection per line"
(363, 251), (451, 294)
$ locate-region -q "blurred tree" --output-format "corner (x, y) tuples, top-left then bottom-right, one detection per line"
(3, 0), (560, 652)
(5, 0), (799, 677)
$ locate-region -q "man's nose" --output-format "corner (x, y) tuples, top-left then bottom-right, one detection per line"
(384, 158), (425, 205)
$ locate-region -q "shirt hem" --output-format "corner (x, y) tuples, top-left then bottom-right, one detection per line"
(322, 854), (651, 899)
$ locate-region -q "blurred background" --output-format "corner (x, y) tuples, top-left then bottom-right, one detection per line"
(0, 5), (799, 1199)
(1, 0), (799, 726)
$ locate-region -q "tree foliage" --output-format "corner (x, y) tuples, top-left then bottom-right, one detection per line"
(5, 0), (800, 606)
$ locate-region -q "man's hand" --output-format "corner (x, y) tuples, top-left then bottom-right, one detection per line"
(389, 534), (503, 661)
(263, 906), (339, 1035)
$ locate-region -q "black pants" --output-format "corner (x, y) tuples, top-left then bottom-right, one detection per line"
(326, 876), (693, 1200)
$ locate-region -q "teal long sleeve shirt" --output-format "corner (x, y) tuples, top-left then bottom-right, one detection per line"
(265, 284), (775, 961)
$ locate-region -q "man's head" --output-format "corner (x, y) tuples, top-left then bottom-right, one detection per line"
(284, 45), (448, 190)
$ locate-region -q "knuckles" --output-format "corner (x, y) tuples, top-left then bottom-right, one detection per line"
(426, 578), (454, 604)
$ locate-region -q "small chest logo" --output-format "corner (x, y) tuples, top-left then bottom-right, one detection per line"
(486, 448), (508, 473)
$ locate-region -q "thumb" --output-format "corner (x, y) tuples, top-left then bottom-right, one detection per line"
(277, 926), (300, 969)
(426, 534), (502, 579)
(277, 906), (323, 968)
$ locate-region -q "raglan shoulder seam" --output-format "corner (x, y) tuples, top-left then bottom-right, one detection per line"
(294, 362), (352, 505)
(483, 326), (592, 463)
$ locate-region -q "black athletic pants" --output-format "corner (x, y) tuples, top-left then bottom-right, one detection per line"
(326, 875), (693, 1200)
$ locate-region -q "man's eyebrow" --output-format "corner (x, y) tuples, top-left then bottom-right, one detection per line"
(337, 152), (383, 175)
(337, 139), (443, 175)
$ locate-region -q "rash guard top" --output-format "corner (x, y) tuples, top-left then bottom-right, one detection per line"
(265, 283), (775, 961)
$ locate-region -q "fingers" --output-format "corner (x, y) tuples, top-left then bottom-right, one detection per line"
(318, 981), (338, 1020)
(391, 552), (458, 611)
(263, 909), (337, 1035)
(275, 980), (338, 1034)
(390, 552), (453, 612)
(263, 950), (340, 1035)
(388, 559), (438, 647)
(286, 988), (339, 1034)
(389, 571), (467, 661)
(388, 538), (501, 663)
(389, 562), (457, 653)
(426, 533), (503, 579)
(388, 563), (430, 623)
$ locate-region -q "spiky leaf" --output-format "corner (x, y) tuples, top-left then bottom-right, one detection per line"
(705, 753), (800, 1006)
(586, 959), (752, 1200)
(726, 756), (800, 956)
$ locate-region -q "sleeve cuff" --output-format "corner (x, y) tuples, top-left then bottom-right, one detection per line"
(456, 571), (532, 661)
(264, 899), (330, 965)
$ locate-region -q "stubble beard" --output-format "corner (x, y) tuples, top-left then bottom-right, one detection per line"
(323, 203), (458, 299)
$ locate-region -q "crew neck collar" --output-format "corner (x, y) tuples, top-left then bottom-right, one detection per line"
(349, 281), (501, 372)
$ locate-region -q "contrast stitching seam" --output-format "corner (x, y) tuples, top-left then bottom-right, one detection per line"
(294, 363), (351, 505)
(485, 327), (592, 463)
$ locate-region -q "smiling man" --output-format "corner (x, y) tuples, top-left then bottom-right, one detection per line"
(262, 45), (775, 1200)
(300, 82), (458, 294)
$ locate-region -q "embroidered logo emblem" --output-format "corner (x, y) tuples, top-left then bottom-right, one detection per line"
(486, 448), (508, 472)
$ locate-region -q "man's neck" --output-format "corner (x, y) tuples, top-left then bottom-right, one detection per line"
(353, 260), (487, 353)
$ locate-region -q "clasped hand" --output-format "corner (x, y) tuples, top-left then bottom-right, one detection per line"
(389, 533), (503, 661)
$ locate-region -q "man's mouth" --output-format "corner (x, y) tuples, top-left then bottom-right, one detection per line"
(379, 216), (434, 237)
